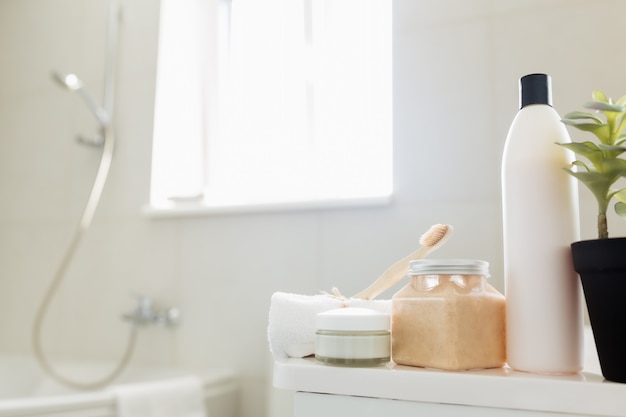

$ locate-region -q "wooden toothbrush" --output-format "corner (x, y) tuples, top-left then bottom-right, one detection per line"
(352, 224), (453, 300)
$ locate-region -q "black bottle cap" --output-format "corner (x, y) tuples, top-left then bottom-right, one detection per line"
(519, 73), (552, 108)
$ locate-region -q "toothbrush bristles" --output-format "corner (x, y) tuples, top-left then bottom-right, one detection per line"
(419, 224), (450, 247)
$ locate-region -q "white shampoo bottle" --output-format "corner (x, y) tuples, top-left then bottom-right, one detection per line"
(502, 73), (583, 374)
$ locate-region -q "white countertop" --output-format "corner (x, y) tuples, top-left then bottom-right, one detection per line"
(273, 327), (626, 417)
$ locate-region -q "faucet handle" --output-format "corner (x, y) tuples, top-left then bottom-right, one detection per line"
(123, 293), (180, 328)
(151, 307), (181, 327)
(136, 294), (153, 313)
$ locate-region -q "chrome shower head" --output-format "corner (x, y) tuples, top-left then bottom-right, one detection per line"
(52, 72), (84, 91)
(51, 71), (111, 128)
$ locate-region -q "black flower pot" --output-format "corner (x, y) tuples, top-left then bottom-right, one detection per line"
(571, 237), (626, 383)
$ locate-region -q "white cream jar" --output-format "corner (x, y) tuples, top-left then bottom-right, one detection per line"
(315, 307), (390, 366)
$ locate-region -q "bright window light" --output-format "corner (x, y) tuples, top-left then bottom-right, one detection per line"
(150, 0), (392, 214)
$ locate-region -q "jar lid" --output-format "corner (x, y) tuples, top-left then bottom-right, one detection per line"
(408, 259), (490, 277)
(316, 307), (390, 332)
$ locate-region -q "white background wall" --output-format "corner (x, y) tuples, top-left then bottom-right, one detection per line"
(1, 0), (626, 416)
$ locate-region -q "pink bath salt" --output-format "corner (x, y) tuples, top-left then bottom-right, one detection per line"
(391, 260), (506, 371)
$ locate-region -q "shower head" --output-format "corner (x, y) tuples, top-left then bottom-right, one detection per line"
(52, 72), (84, 91)
(51, 71), (111, 128)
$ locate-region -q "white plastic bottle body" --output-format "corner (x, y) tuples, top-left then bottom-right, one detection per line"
(502, 104), (583, 374)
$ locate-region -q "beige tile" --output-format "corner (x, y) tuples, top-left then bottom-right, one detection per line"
(394, 21), (497, 206)
(0, 0), (84, 96)
(394, 0), (491, 33)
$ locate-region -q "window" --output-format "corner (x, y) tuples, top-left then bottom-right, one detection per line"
(149, 0), (392, 215)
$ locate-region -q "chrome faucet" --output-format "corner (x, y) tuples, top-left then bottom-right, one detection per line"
(122, 294), (181, 327)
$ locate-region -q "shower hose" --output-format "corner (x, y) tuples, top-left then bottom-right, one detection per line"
(32, 123), (139, 390)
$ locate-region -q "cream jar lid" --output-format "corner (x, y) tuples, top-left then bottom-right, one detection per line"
(408, 259), (490, 277)
(316, 307), (390, 332)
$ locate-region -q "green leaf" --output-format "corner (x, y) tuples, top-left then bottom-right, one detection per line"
(616, 114), (626, 136)
(593, 90), (609, 103)
(565, 169), (610, 186)
(561, 120), (601, 129)
(596, 144), (626, 159)
(617, 95), (626, 106)
(600, 158), (626, 177)
(597, 144), (626, 152)
(558, 141), (601, 153)
(614, 188), (626, 203)
(583, 101), (626, 112)
(594, 160), (626, 189)
(563, 168), (612, 212)
(615, 201), (626, 218)
(562, 111), (603, 124)
(571, 160), (591, 172)
(561, 121), (611, 144)
(558, 141), (605, 166)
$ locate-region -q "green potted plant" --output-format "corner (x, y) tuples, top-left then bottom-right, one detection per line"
(559, 90), (626, 383)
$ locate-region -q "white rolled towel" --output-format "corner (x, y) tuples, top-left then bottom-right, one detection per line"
(267, 291), (391, 360)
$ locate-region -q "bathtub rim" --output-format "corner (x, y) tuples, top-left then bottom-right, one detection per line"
(0, 367), (238, 417)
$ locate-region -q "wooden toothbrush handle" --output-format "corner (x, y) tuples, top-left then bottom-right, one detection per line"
(352, 245), (431, 300)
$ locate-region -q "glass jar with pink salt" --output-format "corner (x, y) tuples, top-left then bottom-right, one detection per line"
(391, 259), (506, 371)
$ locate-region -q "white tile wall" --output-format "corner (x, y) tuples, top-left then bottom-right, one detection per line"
(1, 1), (626, 417)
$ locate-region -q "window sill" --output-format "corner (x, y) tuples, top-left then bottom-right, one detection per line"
(142, 195), (392, 219)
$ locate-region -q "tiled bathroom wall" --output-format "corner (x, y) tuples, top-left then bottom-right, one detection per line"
(1, 1), (626, 417)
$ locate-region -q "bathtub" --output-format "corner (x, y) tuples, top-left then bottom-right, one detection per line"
(0, 354), (238, 417)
